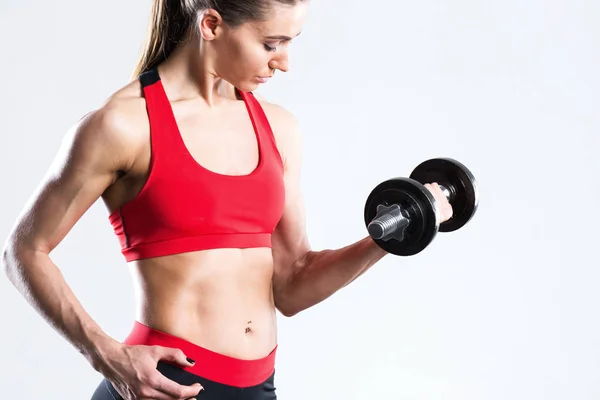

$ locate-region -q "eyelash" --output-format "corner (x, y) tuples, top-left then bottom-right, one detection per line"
(264, 44), (278, 52)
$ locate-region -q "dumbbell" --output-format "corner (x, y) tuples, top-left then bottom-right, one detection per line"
(364, 158), (479, 256)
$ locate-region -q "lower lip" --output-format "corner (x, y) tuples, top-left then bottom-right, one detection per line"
(257, 77), (269, 83)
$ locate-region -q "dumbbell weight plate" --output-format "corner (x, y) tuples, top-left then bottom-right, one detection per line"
(409, 158), (479, 232)
(364, 177), (439, 256)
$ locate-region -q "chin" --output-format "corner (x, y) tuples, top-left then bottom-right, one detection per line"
(235, 82), (260, 93)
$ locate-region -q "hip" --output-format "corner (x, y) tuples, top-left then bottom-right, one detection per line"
(91, 322), (278, 399)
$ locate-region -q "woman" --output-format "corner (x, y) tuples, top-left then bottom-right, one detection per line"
(2, 0), (453, 399)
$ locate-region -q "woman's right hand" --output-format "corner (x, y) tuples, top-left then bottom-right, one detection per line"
(98, 342), (204, 400)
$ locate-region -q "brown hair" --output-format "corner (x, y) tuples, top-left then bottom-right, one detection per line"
(131, 0), (303, 79)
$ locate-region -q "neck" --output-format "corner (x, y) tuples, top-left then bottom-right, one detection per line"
(157, 33), (236, 107)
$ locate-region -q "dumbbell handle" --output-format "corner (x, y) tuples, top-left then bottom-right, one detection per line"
(368, 182), (453, 241)
(437, 183), (453, 202)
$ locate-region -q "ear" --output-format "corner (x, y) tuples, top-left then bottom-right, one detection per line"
(198, 9), (224, 40)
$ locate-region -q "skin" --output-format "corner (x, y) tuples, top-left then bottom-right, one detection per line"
(1, 2), (453, 400)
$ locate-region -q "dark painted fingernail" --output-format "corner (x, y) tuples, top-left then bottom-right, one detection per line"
(186, 357), (196, 364)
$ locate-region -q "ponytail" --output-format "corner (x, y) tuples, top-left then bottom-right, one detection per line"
(131, 0), (195, 79)
(131, 0), (305, 80)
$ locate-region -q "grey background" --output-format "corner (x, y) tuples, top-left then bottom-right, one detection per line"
(1, 0), (599, 398)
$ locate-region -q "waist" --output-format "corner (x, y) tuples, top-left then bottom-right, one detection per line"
(136, 299), (278, 361)
(123, 321), (277, 388)
(131, 248), (278, 360)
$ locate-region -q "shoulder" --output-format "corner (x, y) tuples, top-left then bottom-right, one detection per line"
(63, 80), (150, 169)
(99, 80), (149, 139)
(253, 94), (302, 165)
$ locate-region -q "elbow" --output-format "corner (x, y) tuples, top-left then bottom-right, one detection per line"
(2, 238), (37, 285)
(2, 242), (18, 284)
(274, 290), (302, 318)
(273, 278), (301, 317)
(273, 253), (313, 318)
(276, 303), (300, 318)
(1, 247), (7, 275)
(275, 287), (308, 317)
(281, 310), (299, 318)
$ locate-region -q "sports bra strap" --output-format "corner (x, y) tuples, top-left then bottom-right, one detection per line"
(139, 67), (160, 88)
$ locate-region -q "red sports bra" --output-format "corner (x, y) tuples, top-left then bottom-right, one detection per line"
(109, 68), (286, 262)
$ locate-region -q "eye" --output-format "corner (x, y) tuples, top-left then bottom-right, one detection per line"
(264, 43), (278, 52)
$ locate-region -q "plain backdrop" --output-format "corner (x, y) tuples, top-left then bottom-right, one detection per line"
(1, 0), (599, 399)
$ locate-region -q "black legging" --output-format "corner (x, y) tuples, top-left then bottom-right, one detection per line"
(91, 361), (277, 400)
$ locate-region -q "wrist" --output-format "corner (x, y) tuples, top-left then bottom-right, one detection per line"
(365, 236), (389, 258)
(81, 329), (121, 373)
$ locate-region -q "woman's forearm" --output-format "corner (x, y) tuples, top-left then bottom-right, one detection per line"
(2, 243), (118, 370)
(274, 236), (388, 316)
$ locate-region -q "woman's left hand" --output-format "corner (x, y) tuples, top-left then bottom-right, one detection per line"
(424, 183), (454, 224)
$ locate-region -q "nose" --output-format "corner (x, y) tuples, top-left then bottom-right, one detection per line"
(269, 53), (290, 73)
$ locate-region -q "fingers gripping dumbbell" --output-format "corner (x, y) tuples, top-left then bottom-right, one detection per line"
(364, 158), (479, 256)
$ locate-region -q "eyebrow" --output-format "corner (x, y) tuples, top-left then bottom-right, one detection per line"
(265, 31), (302, 41)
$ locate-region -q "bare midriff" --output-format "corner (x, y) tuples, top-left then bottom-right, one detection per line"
(129, 247), (278, 360)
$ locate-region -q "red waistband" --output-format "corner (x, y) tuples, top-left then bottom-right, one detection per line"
(122, 321), (277, 388)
